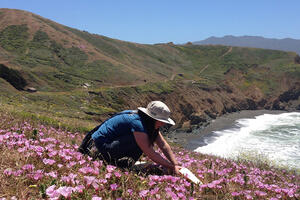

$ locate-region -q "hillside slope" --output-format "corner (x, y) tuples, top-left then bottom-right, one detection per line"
(0, 9), (300, 131)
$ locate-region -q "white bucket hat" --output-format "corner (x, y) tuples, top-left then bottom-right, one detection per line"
(138, 101), (175, 125)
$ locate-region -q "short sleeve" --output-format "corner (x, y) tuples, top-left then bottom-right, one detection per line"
(130, 119), (147, 134)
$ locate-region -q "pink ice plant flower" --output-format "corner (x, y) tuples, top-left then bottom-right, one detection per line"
(56, 186), (75, 199)
(43, 158), (56, 165)
(84, 176), (96, 186)
(61, 173), (78, 185)
(46, 185), (60, 199)
(110, 183), (118, 191)
(106, 165), (116, 173)
(1, 121), (300, 199)
(92, 197), (102, 200)
(139, 190), (149, 198)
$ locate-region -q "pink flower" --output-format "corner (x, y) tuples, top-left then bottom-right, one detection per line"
(4, 168), (13, 176)
(79, 167), (93, 174)
(105, 173), (112, 179)
(13, 170), (23, 176)
(46, 185), (59, 199)
(92, 197), (102, 200)
(43, 158), (56, 165)
(106, 165), (116, 173)
(177, 193), (185, 198)
(254, 190), (267, 196)
(22, 164), (35, 171)
(67, 161), (77, 168)
(150, 187), (159, 195)
(245, 194), (253, 200)
(61, 173), (77, 185)
(127, 189), (133, 195)
(149, 180), (156, 186)
(48, 150), (58, 157)
(139, 190), (149, 198)
(99, 179), (107, 184)
(92, 182), (99, 191)
(79, 160), (86, 165)
(84, 176), (96, 186)
(56, 186), (74, 198)
(75, 185), (85, 193)
(114, 171), (122, 178)
(28, 170), (44, 180)
(45, 171), (58, 178)
(93, 160), (102, 168)
(110, 183), (118, 191)
(231, 192), (241, 196)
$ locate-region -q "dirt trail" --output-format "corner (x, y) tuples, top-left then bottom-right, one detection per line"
(221, 47), (232, 57)
(198, 46), (233, 75)
(170, 73), (176, 81)
(198, 64), (209, 75)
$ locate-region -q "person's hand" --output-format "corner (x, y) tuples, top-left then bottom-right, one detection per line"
(162, 165), (182, 175)
(173, 165), (182, 175)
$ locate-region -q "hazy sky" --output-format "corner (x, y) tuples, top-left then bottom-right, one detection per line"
(2, 0), (299, 44)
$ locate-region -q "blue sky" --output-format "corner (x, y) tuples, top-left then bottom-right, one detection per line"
(2, 0), (300, 44)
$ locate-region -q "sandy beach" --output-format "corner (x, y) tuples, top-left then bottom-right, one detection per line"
(167, 110), (287, 150)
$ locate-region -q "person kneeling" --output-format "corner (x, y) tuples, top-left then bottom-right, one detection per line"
(79, 101), (181, 174)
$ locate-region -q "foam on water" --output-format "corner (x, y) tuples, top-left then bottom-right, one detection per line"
(194, 112), (300, 169)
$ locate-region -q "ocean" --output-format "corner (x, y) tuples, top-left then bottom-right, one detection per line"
(194, 112), (300, 170)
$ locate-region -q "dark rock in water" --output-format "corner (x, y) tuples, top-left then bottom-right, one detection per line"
(272, 100), (286, 110)
(278, 86), (300, 102)
(190, 114), (207, 125)
(258, 99), (267, 107)
(204, 110), (217, 119)
(246, 99), (257, 110)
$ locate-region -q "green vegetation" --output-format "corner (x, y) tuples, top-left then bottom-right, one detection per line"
(0, 9), (300, 133)
(0, 24), (29, 54)
(136, 81), (175, 94)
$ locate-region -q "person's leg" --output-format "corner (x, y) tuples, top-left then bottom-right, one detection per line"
(99, 134), (143, 167)
(78, 125), (101, 154)
(85, 137), (101, 160)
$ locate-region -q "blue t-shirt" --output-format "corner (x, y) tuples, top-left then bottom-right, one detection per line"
(92, 110), (147, 143)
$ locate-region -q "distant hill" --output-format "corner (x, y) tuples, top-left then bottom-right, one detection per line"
(193, 35), (300, 55)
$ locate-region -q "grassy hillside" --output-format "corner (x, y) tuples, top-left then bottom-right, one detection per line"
(0, 8), (300, 132)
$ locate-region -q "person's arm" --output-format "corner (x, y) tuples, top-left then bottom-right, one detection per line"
(133, 132), (174, 170)
(155, 131), (181, 174)
(155, 131), (179, 166)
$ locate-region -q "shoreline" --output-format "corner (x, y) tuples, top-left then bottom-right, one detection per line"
(167, 110), (290, 150)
